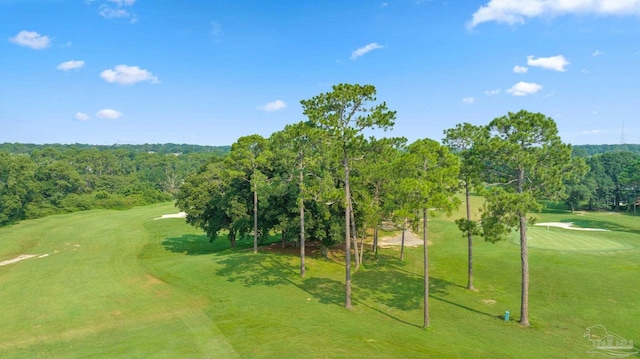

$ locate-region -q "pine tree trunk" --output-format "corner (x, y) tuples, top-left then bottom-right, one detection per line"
(518, 167), (529, 326)
(373, 226), (379, 259)
(253, 182), (258, 254)
(350, 200), (360, 271)
(465, 181), (474, 290)
(423, 208), (429, 328)
(400, 228), (405, 261)
(299, 169), (306, 278)
(359, 230), (365, 266)
(519, 213), (529, 326)
(344, 153), (353, 310)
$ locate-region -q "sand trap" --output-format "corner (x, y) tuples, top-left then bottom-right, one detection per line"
(0, 254), (38, 267)
(154, 212), (187, 220)
(535, 222), (609, 231)
(378, 230), (425, 247)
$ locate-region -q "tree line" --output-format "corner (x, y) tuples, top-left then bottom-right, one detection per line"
(0, 144), (227, 226)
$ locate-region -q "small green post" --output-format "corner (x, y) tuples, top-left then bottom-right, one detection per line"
(504, 311), (510, 321)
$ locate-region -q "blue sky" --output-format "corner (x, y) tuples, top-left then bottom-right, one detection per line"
(1, 0), (639, 146)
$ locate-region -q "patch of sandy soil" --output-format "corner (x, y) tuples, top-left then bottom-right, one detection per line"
(378, 230), (427, 248)
(154, 212), (187, 220)
(0, 254), (38, 266)
(534, 222), (609, 231)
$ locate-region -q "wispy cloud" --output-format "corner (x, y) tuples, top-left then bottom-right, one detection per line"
(9, 30), (50, 49)
(75, 112), (90, 121)
(513, 65), (528, 73)
(592, 50), (604, 56)
(527, 55), (570, 72)
(57, 60), (85, 71)
(462, 97), (475, 104)
(92, 0), (137, 22)
(96, 109), (123, 119)
(100, 65), (159, 85)
(210, 21), (223, 37)
(258, 100), (287, 112)
(484, 88), (501, 95)
(506, 81), (542, 96)
(351, 43), (385, 60)
(468, 0), (640, 28)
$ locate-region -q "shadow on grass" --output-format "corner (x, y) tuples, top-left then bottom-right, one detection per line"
(564, 218), (640, 235)
(212, 249), (495, 327)
(162, 234), (277, 255)
(214, 253), (344, 306)
(162, 234), (219, 255)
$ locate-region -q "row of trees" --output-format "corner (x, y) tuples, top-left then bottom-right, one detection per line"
(0, 146), (222, 226)
(177, 84), (589, 328)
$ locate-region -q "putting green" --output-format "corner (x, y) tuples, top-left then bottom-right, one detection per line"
(512, 226), (632, 252)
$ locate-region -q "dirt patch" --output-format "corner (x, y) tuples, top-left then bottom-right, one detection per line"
(482, 299), (496, 305)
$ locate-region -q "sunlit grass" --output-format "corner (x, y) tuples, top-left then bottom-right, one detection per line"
(0, 201), (638, 357)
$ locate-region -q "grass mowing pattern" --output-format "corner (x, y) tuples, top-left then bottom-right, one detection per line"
(512, 226), (633, 252)
(1, 202), (639, 357)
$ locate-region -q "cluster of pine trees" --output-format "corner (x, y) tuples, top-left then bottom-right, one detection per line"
(176, 84), (596, 327)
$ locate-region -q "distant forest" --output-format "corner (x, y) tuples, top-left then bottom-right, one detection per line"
(0, 143), (229, 226)
(573, 144), (640, 156)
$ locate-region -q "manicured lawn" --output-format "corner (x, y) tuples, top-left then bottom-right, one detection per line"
(0, 202), (638, 358)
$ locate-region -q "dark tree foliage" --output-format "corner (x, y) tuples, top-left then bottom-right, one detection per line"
(0, 144), (221, 226)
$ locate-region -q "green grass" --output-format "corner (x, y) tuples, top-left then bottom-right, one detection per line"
(1, 202), (639, 358)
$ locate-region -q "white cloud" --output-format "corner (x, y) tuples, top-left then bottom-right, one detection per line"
(527, 55), (570, 72)
(582, 129), (605, 134)
(75, 112), (90, 121)
(99, 6), (130, 19)
(506, 81), (542, 96)
(258, 100), (287, 112)
(96, 109), (123, 119)
(468, 0), (640, 28)
(462, 97), (475, 104)
(56, 60), (85, 71)
(484, 88), (501, 95)
(100, 65), (159, 85)
(592, 49), (604, 56)
(351, 43), (385, 60)
(9, 31), (51, 50)
(513, 65), (528, 73)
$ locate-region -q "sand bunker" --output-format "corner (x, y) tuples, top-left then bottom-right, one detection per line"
(534, 222), (609, 231)
(154, 212), (187, 220)
(378, 230), (424, 247)
(0, 254), (38, 266)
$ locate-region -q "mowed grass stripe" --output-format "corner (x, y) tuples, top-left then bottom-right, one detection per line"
(0, 203), (239, 358)
(512, 226), (633, 251)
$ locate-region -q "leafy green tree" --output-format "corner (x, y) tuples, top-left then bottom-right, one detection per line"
(0, 153), (39, 225)
(477, 110), (585, 326)
(443, 123), (486, 291)
(600, 151), (640, 210)
(301, 83), (396, 309)
(398, 138), (460, 328)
